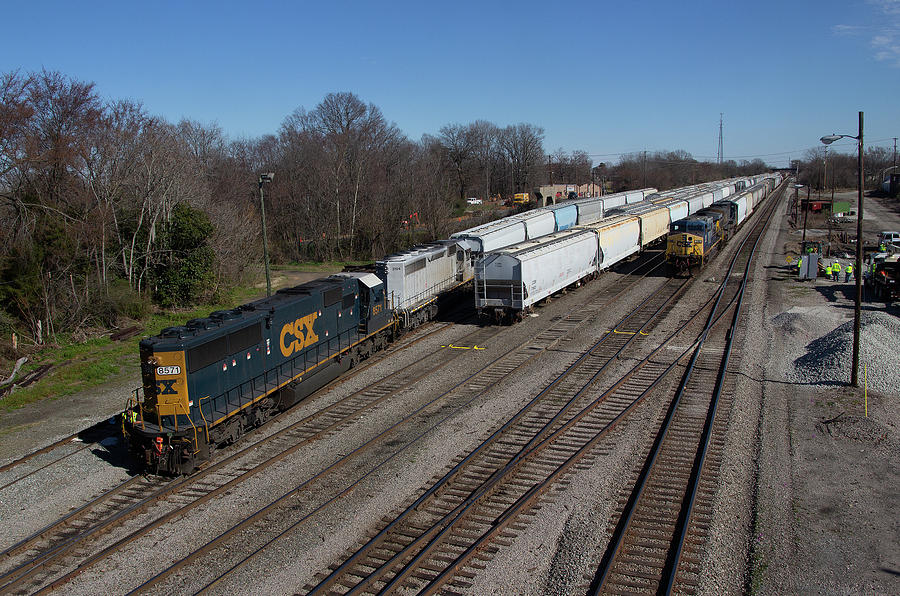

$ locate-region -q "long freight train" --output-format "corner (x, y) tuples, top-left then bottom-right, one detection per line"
(123, 188), (652, 474)
(123, 177), (778, 473)
(475, 175), (783, 322)
(665, 177), (776, 272)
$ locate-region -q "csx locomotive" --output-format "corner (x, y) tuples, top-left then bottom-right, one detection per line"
(124, 272), (393, 474)
(665, 178), (776, 273)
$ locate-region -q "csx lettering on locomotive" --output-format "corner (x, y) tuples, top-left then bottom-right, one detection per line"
(279, 312), (319, 357)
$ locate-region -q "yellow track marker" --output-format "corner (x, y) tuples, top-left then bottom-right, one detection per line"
(441, 344), (486, 350)
(611, 329), (649, 336)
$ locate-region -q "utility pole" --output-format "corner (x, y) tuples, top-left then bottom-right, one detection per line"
(717, 113), (724, 164)
(642, 150), (647, 187)
(258, 173), (275, 297)
(852, 112), (864, 387)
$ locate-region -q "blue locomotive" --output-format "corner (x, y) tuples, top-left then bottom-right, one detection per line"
(124, 272), (393, 474)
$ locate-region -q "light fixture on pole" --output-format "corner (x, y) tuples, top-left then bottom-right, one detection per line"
(258, 172), (275, 297)
(820, 111), (864, 387)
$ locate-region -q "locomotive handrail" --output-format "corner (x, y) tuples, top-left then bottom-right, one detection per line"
(197, 396), (211, 445)
(198, 323), (367, 429)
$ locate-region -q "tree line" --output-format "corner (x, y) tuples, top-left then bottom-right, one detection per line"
(792, 146), (896, 193)
(0, 69), (774, 344)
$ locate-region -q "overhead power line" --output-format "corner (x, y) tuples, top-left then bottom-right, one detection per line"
(584, 136), (899, 163)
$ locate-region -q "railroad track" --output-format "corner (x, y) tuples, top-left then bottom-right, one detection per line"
(0, 321), (503, 595)
(293, 275), (691, 595)
(591, 181), (787, 595)
(285, 184), (785, 596)
(86, 253), (671, 594)
(0, 253), (656, 594)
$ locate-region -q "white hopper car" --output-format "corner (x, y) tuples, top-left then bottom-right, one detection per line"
(450, 187), (658, 256)
(475, 213), (647, 323)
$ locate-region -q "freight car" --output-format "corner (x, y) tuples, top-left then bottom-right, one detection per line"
(124, 272), (394, 474)
(475, 213), (643, 323)
(475, 229), (600, 321)
(450, 188), (658, 256)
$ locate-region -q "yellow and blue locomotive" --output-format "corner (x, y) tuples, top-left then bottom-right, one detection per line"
(666, 213), (722, 273)
(665, 200), (742, 273)
(123, 272), (393, 474)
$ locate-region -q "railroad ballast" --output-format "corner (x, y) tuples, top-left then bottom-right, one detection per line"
(123, 176), (781, 474)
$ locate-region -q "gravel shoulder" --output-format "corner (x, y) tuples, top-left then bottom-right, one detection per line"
(751, 191), (900, 595)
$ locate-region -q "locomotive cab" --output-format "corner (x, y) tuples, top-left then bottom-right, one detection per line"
(666, 215), (718, 273)
(347, 273), (392, 334)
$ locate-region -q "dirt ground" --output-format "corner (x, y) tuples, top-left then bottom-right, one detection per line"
(752, 190), (900, 594)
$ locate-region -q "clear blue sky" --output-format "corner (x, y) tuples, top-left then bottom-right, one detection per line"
(5, 0), (899, 167)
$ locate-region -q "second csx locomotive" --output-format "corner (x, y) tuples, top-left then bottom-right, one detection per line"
(665, 178), (776, 273)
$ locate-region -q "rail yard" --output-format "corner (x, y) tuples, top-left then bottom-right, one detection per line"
(1, 182), (898, 595)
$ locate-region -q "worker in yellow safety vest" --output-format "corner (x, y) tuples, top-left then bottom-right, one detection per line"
(797, 257), (803, 273)
(826, 264), (833, 279)
(845, 264), (852, 282)
(832, 261), (842, 281)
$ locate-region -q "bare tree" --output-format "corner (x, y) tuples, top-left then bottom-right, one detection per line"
(438, 123), (475, 201)
(468, 120), (499, 200)
(499, 123), (545, 193)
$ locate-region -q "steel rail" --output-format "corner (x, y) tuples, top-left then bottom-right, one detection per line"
(303, 274), (718, 595)
(0, 436), (87, 480)
(130, 254), (670, 594)
(341, 275), (746, 596)
(662, 182), (786, 594)
(5, 322), (499, 594)
(592, 180), (787, 595)
(368, 279), (689, 596)
(388, 269), (757, 596)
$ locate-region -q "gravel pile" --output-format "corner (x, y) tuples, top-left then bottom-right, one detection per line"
(788, 311), (900, 392)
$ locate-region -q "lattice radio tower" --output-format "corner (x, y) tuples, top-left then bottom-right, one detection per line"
(717, 113), (724, 164)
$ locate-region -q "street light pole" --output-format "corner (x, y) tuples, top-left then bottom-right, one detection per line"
(258, 172), (275, 297)
(820, 110), (864, 387)
(853, 112), (864, 388)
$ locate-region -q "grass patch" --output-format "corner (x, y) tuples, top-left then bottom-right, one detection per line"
(278, 260), (370, 272)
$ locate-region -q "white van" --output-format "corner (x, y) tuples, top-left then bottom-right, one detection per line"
(878, 231), (900, 246)
(466, 198), (482, 205)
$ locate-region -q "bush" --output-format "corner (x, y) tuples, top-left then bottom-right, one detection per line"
(89, 280), (152, 326)
(152, 204), (216, 308)
(108, 280), (152, 321)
